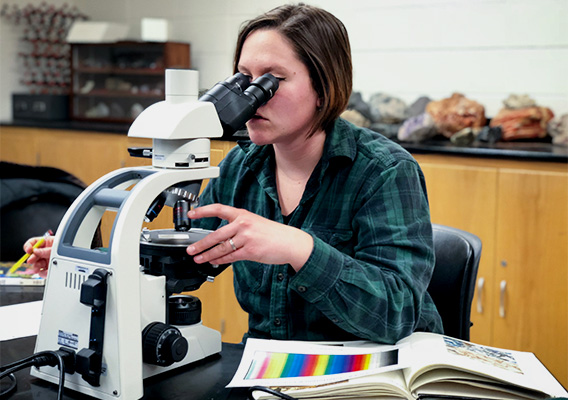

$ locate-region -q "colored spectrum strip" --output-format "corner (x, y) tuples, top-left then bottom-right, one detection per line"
(245, 350), (397, 380)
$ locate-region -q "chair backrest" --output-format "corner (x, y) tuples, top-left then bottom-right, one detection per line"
(0, 162), (87, 261)
(428, 224), (482, 341)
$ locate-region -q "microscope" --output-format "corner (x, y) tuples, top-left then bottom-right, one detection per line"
(30, 69), (278, 399)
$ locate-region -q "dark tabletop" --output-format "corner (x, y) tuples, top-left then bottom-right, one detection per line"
(3, 120), (567, 162)
(0, 286), (249, 400)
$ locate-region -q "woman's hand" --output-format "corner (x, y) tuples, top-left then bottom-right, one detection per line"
(23, 236), (55, 277)
(186, 204), (313, 272)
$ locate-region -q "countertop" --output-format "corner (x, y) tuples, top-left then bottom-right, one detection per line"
(2, 119), (567, 163)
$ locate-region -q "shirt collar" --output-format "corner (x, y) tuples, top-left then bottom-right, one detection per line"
(238, 118), (358, 171)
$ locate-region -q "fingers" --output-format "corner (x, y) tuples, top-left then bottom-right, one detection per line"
(23, 237), (40, 253)
(23, 236), (54, 253)
(188, 204), (238, 222)
(200, 247), (243, 266)
(187, 223), (238, 257)
(187, 205), (242, 256)
(23, 236), (53, 266)
(193, 238), (241, 264)
(33, 247), (52, 260)
(25, 258), (48, 277)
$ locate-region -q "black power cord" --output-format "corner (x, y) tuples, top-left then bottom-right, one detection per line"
(248, 385), (299, 400)
(0, 349), (73, 400)
(0, 373), (16, 399)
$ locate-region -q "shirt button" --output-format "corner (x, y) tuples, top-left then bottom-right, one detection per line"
(274, 318), (282, 326)
(277, 273), (284, 282)
(298, 286), (307, 293)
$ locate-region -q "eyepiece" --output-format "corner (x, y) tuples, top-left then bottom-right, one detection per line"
(225, 72), (251, 92)
(245, 74), (279, 104)
(199, 72), (251, 105)
(199, 72), (279, 137)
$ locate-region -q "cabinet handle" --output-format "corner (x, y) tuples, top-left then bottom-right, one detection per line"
(499, 280), (507, 318)
(476, 277), (485, 314)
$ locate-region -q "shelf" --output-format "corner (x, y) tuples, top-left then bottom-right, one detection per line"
(70, 41), (190, 123)
(74, 90), (163, 99)
(74, 67), (166, 76)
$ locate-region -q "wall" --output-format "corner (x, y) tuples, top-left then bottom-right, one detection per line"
(1, 0), (567, 121)
(0, 0), (69, 119)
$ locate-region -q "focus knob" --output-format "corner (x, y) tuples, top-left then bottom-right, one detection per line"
(169, 295), (201, 325)
(142, 322), (188, 366)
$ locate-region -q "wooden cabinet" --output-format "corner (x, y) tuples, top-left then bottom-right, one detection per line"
(0, 126), (127, 184)
(0, 126), (39, 165)
(492, 169), (567, 384)
(413, 153), (568, 387)
(71, 42), (190, 123)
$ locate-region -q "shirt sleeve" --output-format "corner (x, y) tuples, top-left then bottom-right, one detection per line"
(289, 159), (442, 343)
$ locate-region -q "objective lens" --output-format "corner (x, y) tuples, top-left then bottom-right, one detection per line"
(173, 200), (190, 231)
(145, 193), (166, 222)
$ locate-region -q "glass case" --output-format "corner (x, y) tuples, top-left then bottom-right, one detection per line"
(71, 41), (190, 123)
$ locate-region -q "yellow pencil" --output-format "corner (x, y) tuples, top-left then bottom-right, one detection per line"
(8, 230), (52, 275)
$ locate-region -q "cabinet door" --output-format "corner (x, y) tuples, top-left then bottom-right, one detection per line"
(493, 169), (568, 387)
(36, 130), (127, 245)
(417, 158), (498, 346)
(0, 127), (38, 165)
(36, 130), (125, 185)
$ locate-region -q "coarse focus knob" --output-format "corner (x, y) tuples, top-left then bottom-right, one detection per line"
(142, 322), (188, 366)
(169, 295), (202, 325)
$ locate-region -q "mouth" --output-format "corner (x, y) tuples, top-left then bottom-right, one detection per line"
(251, 112), (268, 120)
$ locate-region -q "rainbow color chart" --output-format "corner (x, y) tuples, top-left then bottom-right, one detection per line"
(245, 350), (398, 380)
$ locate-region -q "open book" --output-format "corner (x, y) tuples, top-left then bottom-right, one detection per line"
(0, 262), (45, 286)
(228, 332), (567, 399)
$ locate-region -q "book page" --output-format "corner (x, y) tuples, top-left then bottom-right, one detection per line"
(227, 338), (410, 388)
(0, 262), (45, 286)
(399, 333), (568, 398)
(412, 369), (549, 400)
(414, 381), (549, 400)
(251, 370), (413, 400)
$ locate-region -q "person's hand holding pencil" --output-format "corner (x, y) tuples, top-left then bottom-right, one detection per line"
(15, 230), (54, 278)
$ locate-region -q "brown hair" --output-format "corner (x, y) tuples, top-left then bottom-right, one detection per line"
(233, 3), (352, 136)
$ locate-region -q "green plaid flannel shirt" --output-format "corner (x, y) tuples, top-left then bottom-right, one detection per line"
(194, 118), (443, 343)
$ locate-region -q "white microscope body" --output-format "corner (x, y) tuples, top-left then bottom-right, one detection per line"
(31, 69), (278, 399)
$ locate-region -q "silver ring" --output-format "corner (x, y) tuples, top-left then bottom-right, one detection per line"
(228, 238), (237, 252)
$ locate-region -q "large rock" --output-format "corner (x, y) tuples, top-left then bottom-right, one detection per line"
(368, 93), (408, 124)
(490, 106), (554, 141)
(426, 93), (486, 138)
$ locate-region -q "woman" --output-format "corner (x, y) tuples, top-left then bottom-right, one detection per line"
(185, 4), (443, 343)
(24, 4), (442, 343)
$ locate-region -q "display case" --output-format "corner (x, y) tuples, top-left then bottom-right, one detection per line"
(71, 41), (190, 123)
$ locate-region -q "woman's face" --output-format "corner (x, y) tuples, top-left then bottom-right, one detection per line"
(237, 29), (321, 146)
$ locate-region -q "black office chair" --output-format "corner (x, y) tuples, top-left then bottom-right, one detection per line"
(0, 162), (99, 262)
(427, 224), (482, 341)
